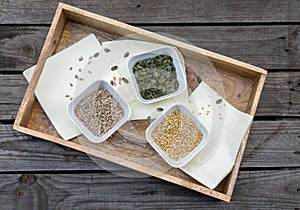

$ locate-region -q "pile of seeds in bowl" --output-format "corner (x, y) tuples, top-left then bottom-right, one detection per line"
(74, 89), (124, 137)
(133, 54), (179, 100)
(151, 111), (203, 161)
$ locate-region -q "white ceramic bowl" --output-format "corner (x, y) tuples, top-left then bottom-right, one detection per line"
(145, 104), (209, 168)
(67, 80), (131, 143)
(127, 46), (187, 104)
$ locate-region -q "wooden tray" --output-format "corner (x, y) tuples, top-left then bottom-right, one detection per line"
(13, 3), (267, 202)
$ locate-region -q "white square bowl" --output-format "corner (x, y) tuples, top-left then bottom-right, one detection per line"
(127, 46), (187, 104)
(145, 104), (209, 168)
(67, 80), (131, 143)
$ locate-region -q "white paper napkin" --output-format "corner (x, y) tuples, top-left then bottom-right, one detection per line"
(30, 34), (101, 140)
(181, 83), (253, 189)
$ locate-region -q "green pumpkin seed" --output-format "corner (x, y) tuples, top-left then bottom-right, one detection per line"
(157, 108), (164, 112)
(122, 77), (129, 84)
(104, 48), (110, 53)
(133, 54), (179, 100)
(111, 66), (118, 71)
(197, 76), (202, 83)
(216, 99), (222, 104)
(94, 52), (99, 57)
(124, 52), (130, 57)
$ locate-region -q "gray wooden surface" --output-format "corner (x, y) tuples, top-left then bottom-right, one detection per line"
(1, 1), (300, 209)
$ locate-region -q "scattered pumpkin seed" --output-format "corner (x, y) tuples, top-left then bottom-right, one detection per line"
(75, 74), (79, 79)
(65, 95), (70, 98)
(79, 56), (83, 61)
(78, 68), (82, 72)
(70, 97), (73, 101)
(69, 83), (73, 87)
(216, 99), (222, 104)
(89, 56), (93, 60)
(113, 76), (116, 81)
(104, 48), (111, 53)
(111, 66), (118, 71)
(110, 80), (114, 85)
(88, 70), (92, 74)
(94, 52), (99, 57)
(69, 67), (73, 71)
(122, 77), (129, 84)
(124, 52), (129, 58)
(156, 108), (164, 112)
(88, 61), (91, 65)
(197, 76), (202, 83)
(147, 116), (152, 123)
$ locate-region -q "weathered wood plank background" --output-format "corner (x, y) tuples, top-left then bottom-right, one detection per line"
(0, 0), (299, 208)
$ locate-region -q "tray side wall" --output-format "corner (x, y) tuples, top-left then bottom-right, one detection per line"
(14, 5), (66, 129)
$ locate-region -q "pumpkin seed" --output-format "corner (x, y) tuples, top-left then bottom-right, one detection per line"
(197, 76), (202, 83)
(122, 77), (129, 84)
(157, 108), (164, 112)
(110, 80), (114, 85)
(104, 48), (110, 53)
(216, 99), (222, 104)
(111, 66), (118, 71)
(94, 52), (99, 57)
(132, 54), (179, 100)
(124, 52), (129, 58)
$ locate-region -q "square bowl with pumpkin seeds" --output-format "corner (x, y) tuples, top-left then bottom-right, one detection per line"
(145, 104), (209, 168)
(127, 46), (187, 104)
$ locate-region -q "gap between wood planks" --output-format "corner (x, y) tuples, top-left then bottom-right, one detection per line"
(0, 166), (299, 175)
(2, 22), (300, 27)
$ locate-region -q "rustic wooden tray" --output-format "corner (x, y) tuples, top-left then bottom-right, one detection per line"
(13, 3), (267, 202)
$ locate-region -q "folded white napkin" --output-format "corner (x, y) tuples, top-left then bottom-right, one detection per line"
(181, 83), (252, 189)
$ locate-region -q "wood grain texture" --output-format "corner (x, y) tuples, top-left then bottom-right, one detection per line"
(0, 170), (299, 209)
(1, 0), (300, 24)
(0, 26), (48, 72)
(1, 71), (298, 120)
(1, 120), (299, 172)
(1, 25), (300, 71)
(0, 75), (27, 120)
(1, 0), (298, 207)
